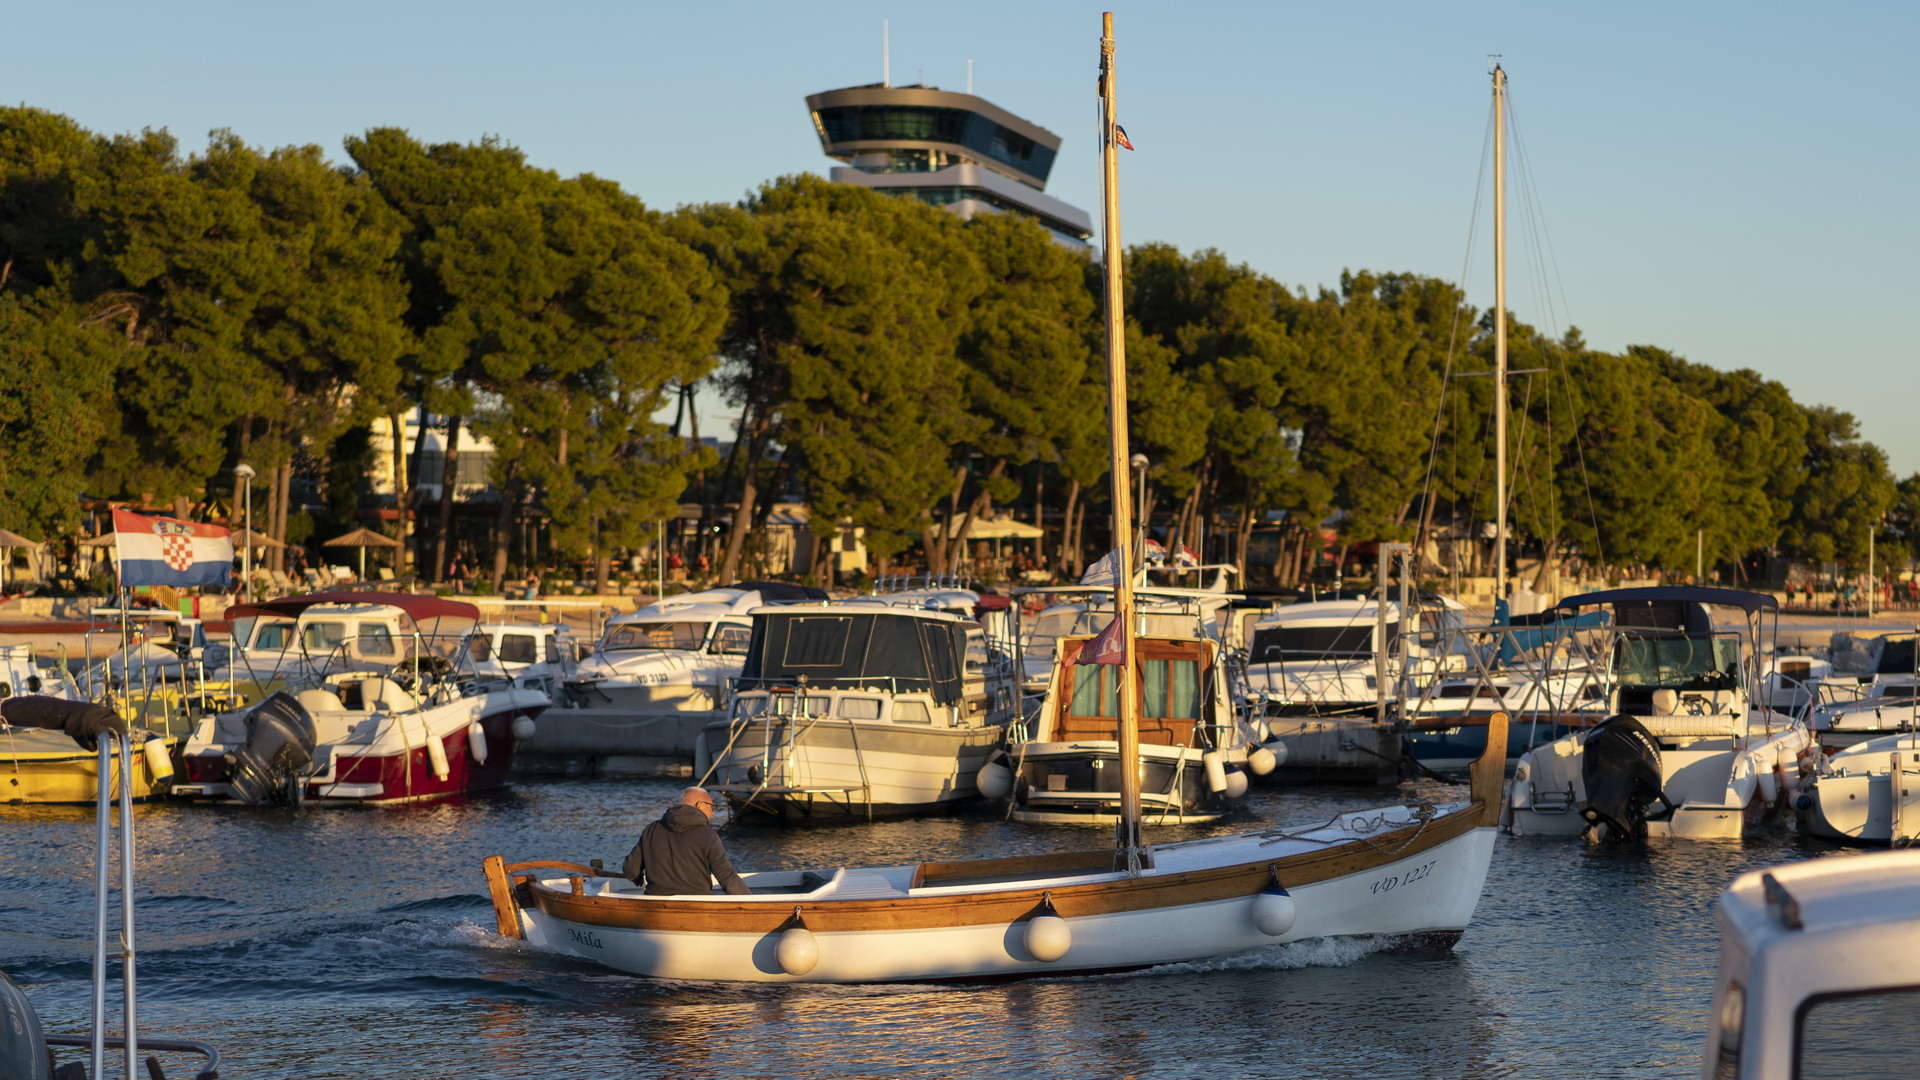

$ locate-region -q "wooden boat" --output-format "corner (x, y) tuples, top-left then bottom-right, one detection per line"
(483, 722), (1503, 982)
(478, 13), (1507, 983)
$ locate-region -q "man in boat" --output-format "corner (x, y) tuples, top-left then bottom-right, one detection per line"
(622, 786), (751, 896)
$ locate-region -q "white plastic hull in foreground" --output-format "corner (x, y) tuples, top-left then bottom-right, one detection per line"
(509, 809), (1496, 982)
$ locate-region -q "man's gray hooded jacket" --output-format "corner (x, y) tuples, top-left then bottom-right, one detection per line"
(623, 804), (750, 896)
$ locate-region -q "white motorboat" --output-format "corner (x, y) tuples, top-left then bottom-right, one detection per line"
(462, 621), (577, 696)
(175, 609), (548, 806)
(561, 582), (828, 714)
(1796, 731), (1920, 846)
(1004, 632), (1273, 825)
(1804, 635), (1918, 753)
(1702, 850), (1920, 1079)
(700, 590), (1019, 822)
(210, 591), (481, 691)
(1015, 585), (1241, 696)
(1503, 587), (1813, 841)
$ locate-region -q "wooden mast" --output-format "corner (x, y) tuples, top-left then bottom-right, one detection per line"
(1492, 63), (1509, 606)
(1098, 11), (1146, 874)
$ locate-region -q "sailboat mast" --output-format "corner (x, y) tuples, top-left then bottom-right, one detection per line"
(1099, 11), (1145, 872)
(1492, 64), (1509, 607)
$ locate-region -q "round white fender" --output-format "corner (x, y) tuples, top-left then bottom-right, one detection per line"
(778, 909), (819, 975)
(142, 736), (175, 783)
(1728, 751), (1757, 808)
(1251, 870), (1297, 937)
(468, 720), (489, 765)
(1202, 750), (1227, 793)
(1261, 739), (1290, 768)
(510, 715), (536, 741)
(1247, 745), (1278, 776)
(425, 729), (451, 781)
(1024, 893), (1070, 962)
(1223, 768), (1249, 799)
(976, 753), (1014, 800)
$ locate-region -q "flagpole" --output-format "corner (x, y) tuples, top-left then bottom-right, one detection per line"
(1099, 11), (1146, 874)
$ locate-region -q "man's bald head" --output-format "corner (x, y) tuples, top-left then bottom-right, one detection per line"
(681, 786), (715, 809)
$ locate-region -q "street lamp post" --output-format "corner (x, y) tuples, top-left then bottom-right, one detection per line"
(234, 463), (256, 600)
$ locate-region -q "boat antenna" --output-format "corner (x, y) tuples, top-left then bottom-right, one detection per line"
(1098, 11), (1147, 875)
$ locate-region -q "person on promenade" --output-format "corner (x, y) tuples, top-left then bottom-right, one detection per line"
(623, 787), (751, 896)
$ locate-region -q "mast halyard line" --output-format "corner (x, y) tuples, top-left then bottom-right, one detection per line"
(1098, 11), (1146, 875)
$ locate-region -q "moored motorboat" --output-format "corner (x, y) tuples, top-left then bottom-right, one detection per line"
(1503, 587), (1812, 841)
(1796, 731), (1920, 846)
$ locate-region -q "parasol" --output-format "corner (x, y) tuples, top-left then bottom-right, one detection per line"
(323, 527), (401, 582)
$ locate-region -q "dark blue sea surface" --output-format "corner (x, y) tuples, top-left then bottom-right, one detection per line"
(0, 776), (1855, 1079)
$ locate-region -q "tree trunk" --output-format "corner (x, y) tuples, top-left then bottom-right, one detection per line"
(1062, 478), (1081, 574)
(491, 462), (520, 586)
(718, 456), (760, 586)
(1072, 499), (1088, 578)
(1235, 496), (1256, 584)
(947, 460), (1005, 575)
(1532, 536), (1560, 592)
(433, 416), (463, 584)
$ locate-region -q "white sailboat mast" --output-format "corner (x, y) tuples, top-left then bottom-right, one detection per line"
(1492, 64), (1509, 607)
(1098, 11), (1145, 873)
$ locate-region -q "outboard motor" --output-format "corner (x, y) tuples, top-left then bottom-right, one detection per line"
(1580, 715), (1666, 842)
(223, 691), (317, 807)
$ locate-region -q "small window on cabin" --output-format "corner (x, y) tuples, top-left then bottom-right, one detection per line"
(893, 701), (933, 724)
(1797, 986), (1920, 1079)
(469, 635), (493, 662)
(965, 629), (988, 673)
(356, 625), (396, 657)
(254, 621), (294, 651)
(1143, 658), (1202, 720)
(302, 622), (346, 653)
(838, 697), (882, 720)
(710, 626), (752, 656)
(783, 617), (852, 667)
(1070, 665), (1120, 717)
(499, 634), (538, 664)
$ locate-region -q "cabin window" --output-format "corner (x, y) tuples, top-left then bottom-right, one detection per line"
(468, 635), (493, 662)
(1780, 660), (1811, 684)
(1883, 685), (1916, 699)
(1250, 625), (1384, 662)
(1795, 985), (1920, 1078)
(1614, 634), (1740, 691)
(499, 634), (538, 664)
(545, 636), (564, 664)
(964, 629), (988, 673)
(893, 701), (933, 724)
(783, 617), (852, 667)
(302, 622), (346, 653)
(1070, 665), (1120, 717)
(356, 625), (396, 657)
(710, 626), (752, 655)
(734, 696), (769, 718)
(253, 620), (294, 651)
(1144, 658), (1202, 720)
(604, 622), (709, 651)
(838, 697), (882, 720)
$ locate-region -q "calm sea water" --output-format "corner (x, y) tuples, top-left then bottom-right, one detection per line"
(1, 776), (1855, 1080)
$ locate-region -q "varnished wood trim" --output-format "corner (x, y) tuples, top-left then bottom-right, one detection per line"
(483, 855), (523, 939)
(526, 802), (1484, 935)
(1471, 712), (1508, 827)
(917, 848), (1114, 887)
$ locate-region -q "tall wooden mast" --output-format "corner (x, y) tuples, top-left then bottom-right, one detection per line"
(1492, 63), (1509, 606)
(1098, 11), (1145, 873)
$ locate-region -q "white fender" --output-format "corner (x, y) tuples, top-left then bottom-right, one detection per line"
(778, 912), (818, 976)
(1252, 880), (1297, 937)
(1202, 750), (1227, 793)
(1025, 914), (1071, 963)
(426, 728), (451, 781)
(1728, 751), (1757, 808)
(1223, 768), (1249, 799)
(142, 736), (175, 783)
(510, 715), (536, 741)
(1260, 739), (1290, 768)
(468, 720), (489, 765)
(975, 755), (1014, 800)
(1246, 745), (1277, 776)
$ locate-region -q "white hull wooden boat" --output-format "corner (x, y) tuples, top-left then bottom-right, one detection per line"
(484, 715), (1506, 982)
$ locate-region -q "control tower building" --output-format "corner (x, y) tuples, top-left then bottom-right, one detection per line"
(805, 83), (1093, 249)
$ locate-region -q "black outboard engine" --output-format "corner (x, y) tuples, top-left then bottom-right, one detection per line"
(1580, 715), (1666, 842)
(223, 691), (317, 807)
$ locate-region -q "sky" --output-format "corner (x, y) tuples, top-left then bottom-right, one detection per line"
(7, 2), (1916, 471)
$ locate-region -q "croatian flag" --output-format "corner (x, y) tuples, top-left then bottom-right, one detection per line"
(112, 509), (234, 588)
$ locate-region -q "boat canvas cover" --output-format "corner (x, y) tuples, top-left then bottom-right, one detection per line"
(111, 509), (233, 588)
(741, 612), (966, 703)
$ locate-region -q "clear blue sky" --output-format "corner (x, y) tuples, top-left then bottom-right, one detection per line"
(8, 2), (1915, 472)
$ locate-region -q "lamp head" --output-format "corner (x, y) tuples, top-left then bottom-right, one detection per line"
(234, 463), (257, 481)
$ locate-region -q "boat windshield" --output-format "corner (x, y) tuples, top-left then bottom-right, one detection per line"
(604, 621), (709, 651)
(1613, 633), (1741, 691)
(1250, 624), (1391, 663)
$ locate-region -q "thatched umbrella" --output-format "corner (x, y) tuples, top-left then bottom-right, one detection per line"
(0, 528), (42, 590)
(230, 527), (285, 552)
(323, 527), (401, 583)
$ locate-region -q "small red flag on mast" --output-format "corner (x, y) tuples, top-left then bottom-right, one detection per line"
(1114, 125), (1135, 150)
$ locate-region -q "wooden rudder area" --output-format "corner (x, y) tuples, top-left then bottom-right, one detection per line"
(483, 855), (523, 939)
(1470, 712), (1509, 826)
